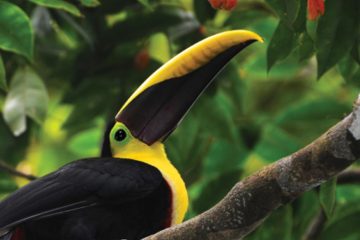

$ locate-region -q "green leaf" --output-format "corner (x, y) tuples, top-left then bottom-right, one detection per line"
(297, 31), (315, 62)
(193, 0), (216, 23)
(351, 42), (360, 65)
(319, 177), (337, 219)
(0, 178), (17, 193)
(0, 1), (33, 60)
(0, 117), (30, 164)
(137, 0), (153, 10)
(292, 191), (321, 239)
(319, 201), (360, 240)
(192, 170), (241, 214)
(316, 0), (358, 78)
(107, 7), (197, 46)
(267, 21), (297, 71)
(67, 128), (102, 157)
(276, 98), (349, 144)
(30, 0), (82, 17)
(254, 124), (301, 162)
(292, 0), (307, 33)
(2, 67), (49, 136)
(149, 33), (170, 63)
(265, 0), (300, 27)
(338, 54), (360, 82)
(0, 55), (6, 91)
(247, 205), (293, 240)
(79, 0), (100, 7)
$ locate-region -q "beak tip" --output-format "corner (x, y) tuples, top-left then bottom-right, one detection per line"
(242, 30), (264, 43)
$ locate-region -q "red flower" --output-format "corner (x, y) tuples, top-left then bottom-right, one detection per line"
(208, 0), (237, 11)
(307, 0), (325, 21)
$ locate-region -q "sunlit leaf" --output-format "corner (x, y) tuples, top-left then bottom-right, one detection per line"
(319, 177), (337, 219)
(30, 0), (82, 17)
(67, 128), (102, 157)
(149, 33), (170, 63)
(316, 0), (358, 78)
(79, 0), (100, 7)
(2, 67), (48, 136)
(137, 0), (153, 10)
(0, 1), (33, 60)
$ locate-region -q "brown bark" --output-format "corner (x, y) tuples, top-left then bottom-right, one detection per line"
(144, 95), (360, 240)
(0, 160), (36, 181)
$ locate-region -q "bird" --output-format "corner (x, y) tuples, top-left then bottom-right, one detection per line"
(0, 30), (262, 240)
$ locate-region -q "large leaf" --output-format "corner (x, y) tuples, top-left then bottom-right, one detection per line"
(319, 201), (360, 240)
(291, 0), (307, 33)
(0, 55), (6, 90)
(267, 21), (297, 71)
(338, 54), (360, 83)
(2, 67), (48, 136)
(265, 0), (300, 27)
(319, 177), (337, 219)
(0, 1), (33, 60)
(30, 0), (82, 17)
(316, 0), (359, 78)
(297, 31), (315, 62)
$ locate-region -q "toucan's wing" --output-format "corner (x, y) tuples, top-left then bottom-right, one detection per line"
(0, 158), (163, 231)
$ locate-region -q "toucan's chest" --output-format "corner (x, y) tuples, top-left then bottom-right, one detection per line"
(20, 179), (172, 240)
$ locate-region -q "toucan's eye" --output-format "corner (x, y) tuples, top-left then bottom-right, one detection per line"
(114, 129), (127, 142)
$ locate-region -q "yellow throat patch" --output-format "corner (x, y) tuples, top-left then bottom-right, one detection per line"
(110, 122), (188, 225)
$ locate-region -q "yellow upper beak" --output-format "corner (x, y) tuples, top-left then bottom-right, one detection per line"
(116, 30), (263, 145)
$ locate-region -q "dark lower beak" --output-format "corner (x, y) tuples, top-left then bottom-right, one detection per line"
(116, 30), (262, 145)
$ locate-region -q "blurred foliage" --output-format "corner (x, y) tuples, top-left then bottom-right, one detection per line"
(0, 0), (359, 239)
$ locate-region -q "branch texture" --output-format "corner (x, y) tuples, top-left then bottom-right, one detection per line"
(0, 160), (37, 181)
(145, 95), (360, 240)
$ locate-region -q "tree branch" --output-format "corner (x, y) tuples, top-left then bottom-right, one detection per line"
(0, 160), (37, 181)
(144, 94), (360, 240)
(337, 169), (360, 184)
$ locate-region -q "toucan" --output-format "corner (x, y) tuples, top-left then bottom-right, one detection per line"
(0, 30), (262, 240)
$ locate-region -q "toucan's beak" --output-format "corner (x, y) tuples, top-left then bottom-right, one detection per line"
(116, 30), (263, 145)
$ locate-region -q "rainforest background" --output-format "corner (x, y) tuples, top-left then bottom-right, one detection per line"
(0, 0), (359, 239)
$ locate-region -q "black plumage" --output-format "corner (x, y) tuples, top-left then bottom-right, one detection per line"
(0, 158), (172, 240)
